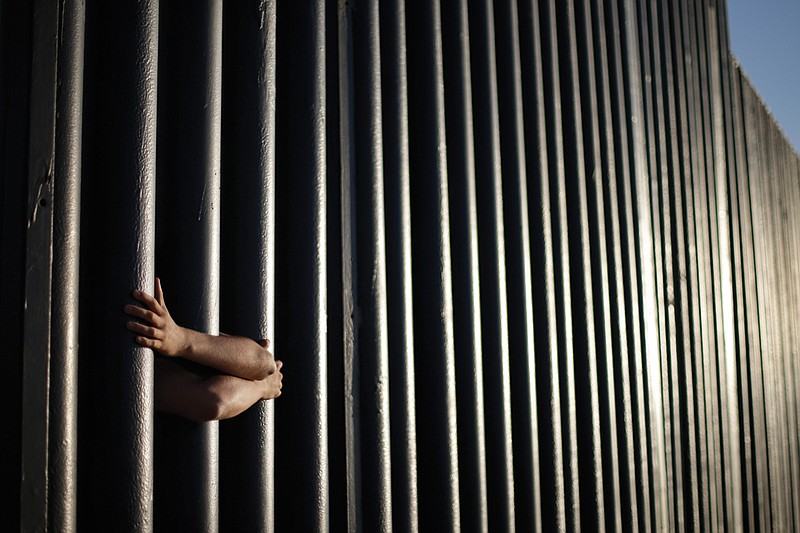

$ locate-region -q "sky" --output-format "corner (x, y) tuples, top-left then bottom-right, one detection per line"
(727, 0), (800, 153)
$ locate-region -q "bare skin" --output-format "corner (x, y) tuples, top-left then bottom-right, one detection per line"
(124, 277), (283, 422)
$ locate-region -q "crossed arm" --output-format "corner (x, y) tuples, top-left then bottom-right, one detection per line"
(124, 277), (283, 422)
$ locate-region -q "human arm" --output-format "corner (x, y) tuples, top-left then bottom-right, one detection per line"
(154, 357), (283, 422)
(124, 277), (275, 380)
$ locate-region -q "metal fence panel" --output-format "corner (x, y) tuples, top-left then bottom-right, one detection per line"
(2, 0), (799, 530)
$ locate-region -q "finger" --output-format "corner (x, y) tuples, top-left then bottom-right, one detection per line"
(134, 336), (161, 350)
(257, 339), (269, 348)
(155, 277), (166, 308)
(127, 321), (165, 340)
(275, 360), (283, 369)
(124, 305), (162, 326)
(131, 289), (162, 313)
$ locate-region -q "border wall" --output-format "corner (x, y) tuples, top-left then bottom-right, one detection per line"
(2, 0), (799, 530)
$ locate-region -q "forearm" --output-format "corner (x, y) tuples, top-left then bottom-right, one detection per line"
(203, 375), (269, 420)
(154, 357), (281, 422)
(179, 328), (273, 380)
(155, 375), (265, 422)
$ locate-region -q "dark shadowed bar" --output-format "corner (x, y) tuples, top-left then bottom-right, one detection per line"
(219, 1), (277, 531)
(440, 0), (489, 529)
(154, 2), (222, 531)
(49, 1), (85, 531)
(349, 0), (394, 528)
(406, 0), (461, 529)
(274, 0), (329, 530)
(78, 0), (158, 529)
(380, 0), (420, 529)
(466, 0), (517, 529)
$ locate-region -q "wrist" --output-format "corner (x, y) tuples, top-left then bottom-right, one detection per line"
(174, 326), (193, 358)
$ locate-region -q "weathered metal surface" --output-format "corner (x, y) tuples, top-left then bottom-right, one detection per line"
(273, 0), (329, 531)
(78, 0), (158, 530)
(218, 1), (277, 532)
(4, 0), (800, 530)
(154, 1), (222, 531)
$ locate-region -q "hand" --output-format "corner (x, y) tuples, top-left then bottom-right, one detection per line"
(124, 277), (188, 357)
(259, 360), (283, 400)
(257, 339), (278, 376)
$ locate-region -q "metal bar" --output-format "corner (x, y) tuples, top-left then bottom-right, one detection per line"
(153, 2), (222, 531)
(338, 2), (360, 530)
(0, 0), (33, 526)
(78, 0), (158, 529)
(604, 1), (652, 529)
(274, 0), (328, 530)
(725, 56), (756, 533)
(617, 0), (666, 529)
(555, 0), (609, 525)
(593, 0), (641, 528)
(218, 1), (277, 531)
(48, 1), (85, 531)
(20, 0), (60, 529)
(332, 2), (354, 530)
(537, 0), (583, 529)
(635, 1), (674, 528)
(752, 93), (782, 530)
(379, 1), (420, 529)
(689, 1), (726, 528)
(705, 3), (744, 528)
(664, 2), (703, 530)
(682, 1), (717, 528)
(439, 0), (489, 529)
(466, 0), (517, 529)
(653, 1), (695, 527)
(405, 0), (461, 528)
(350, 0), (394, 529)
(513, 0), (563, 530)
(739, 67), (772, 533)
(573, 0), (624, 528)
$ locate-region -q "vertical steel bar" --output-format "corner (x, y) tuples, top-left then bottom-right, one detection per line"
(739, 68), (772, 533)
(440, 0), (489, 529)
(405, 0), (461, 528)
(494, 0), (548, 532)
(49, 1), (85, 531)
(752, 95), (782, 530)
(349, 0), (394, 529)
(655, 0), (698, 526)
(336, 2), (358, 530)
(756, 109), (777, 529)
(665, 2), (704, 530)
(0, 0), (33, 526)
(538, 0), (582, 528)
(618, 0), (666, 529)
(466, 0), (517, 528)
(706, 3), (744, 529)
(689, 1), (726, 527)
(380, 1), (420, 529)
(594, 0), (642, 528)
(682, 1), (716, 528)
(153, 3), (222, 531)
(573, 0), (624, 528)
(78, 0), (158, 529)
(20, 0), (59, 529)
(218, 2), (277, 531)
(726, 57), (756, 533)
(274, 0), (328, 530)
(635, 2), (674, 528)
(604, 1), (652, 528)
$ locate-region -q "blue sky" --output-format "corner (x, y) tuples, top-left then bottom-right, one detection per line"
(727, 0), (800, 152)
